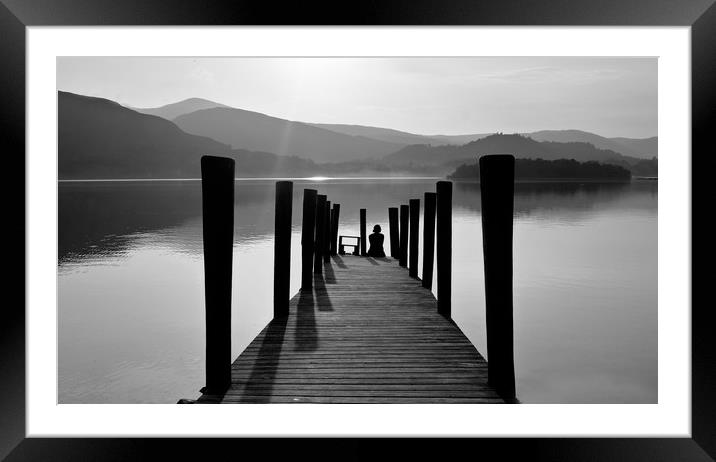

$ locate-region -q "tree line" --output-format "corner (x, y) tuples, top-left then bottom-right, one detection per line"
(448, 158), (633, 180)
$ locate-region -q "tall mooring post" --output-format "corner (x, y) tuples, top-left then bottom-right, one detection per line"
(388, 207), (399, 258)
(314, 194), (327, 274)
(422, 192), (436, 290)
(301, 188), (317, 291)
(200, 155), (234, 394)
(331, 203), (341, 256)
(273, 181), (293, 318)
(399, 204), (409, 267)
(479, 154), (516, 401)
(323, 200), (331, 263)
(436, 181), (452, 318)
(409, 199), (420, 278)
(360, 208), (367, 256)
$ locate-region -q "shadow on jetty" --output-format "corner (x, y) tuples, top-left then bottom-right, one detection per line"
(331, 254), (348, 269)
(294, 279), (321, 351)
(314, 272), (335, 312)
(237, 317), (288, 403)
(238, 273), (334, 401)
(323, 260), (338, 283)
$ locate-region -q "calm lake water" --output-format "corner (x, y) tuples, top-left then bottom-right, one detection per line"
(58, 178), (657, 404)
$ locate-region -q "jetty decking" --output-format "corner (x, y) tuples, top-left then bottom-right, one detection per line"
(197, 255), (503, 404)
(188, 155), (518, 404)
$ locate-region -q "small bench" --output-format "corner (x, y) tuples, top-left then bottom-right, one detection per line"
(338, 235), (361, 256)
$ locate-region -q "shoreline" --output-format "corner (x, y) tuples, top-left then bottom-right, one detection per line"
(449, 177), (648, 184)
(57, 176), (443, 183)
(58, 176), (656, 183)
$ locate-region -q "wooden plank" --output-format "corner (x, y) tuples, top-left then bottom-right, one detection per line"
(197, 395), (504, 404)
(194, 255), (504, 404)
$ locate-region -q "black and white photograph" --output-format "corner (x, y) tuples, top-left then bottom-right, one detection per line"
(6, 0), (715, 457)
(57, 56), (658, 405)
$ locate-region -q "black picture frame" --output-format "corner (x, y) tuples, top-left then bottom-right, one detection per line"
(4, 0), (714, 460)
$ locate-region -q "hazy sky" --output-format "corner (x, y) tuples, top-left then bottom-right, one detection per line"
(57, 57), (657, 138)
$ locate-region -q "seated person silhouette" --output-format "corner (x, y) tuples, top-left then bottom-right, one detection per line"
(367, 224), (386, 258)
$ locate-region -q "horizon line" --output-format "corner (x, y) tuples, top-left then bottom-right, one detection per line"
(58, 176), (444, 183)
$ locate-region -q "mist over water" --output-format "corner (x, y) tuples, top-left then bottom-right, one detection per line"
(58, 179), (657, 403)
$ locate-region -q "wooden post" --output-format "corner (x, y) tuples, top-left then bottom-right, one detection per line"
(436, 181), (452, 318)
(323, 200), (331, 263)
(422, 192), (436, 290)
(409, 199), (420, 278)
(399, 204), (409, 267)
(314, 194), (326, 274)
(200, 155), (234, 394)
(301, 189), (317, 291)
(479, 154), (516, 400)
(331, 203), (340, 256)
(388, 207), (399, 258)
(360, 208), (367, 256)
(273, 181), (293, 318)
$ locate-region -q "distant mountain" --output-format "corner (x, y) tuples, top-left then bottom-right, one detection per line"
(385, 134), (549, 165)
(132, 98), (229, 120)
(59, 92), (231, 179)
(385, 133), (650, 174)
(526, 130), (657, 159)
(60, 92), (658, 178)
(310, 124), (658, 159)
(136, 96), (657, 159)
(58, 92), (317, 179)
(309, 123), (444, 146)
(173, 107), (404, 163)
(609, 136), (658, 159)
(309, 124), (496, 147)
(430, 133), (493, 145)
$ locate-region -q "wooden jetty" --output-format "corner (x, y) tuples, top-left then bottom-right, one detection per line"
(197, 255), (502, 403)
(186, 155), (517, 404)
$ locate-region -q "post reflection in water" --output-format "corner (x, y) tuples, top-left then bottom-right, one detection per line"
(58, 179), (657, 404)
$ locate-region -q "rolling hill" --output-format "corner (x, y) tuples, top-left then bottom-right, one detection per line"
(60, 92), (657, 178)
(609, 136), (658, 159)
(59, 92), (232, 179)
(135, 96), (657, 160)
(525, 130), (657, 159)
(58, 92), (317, 179)
(173, 107), (404, 163)
(306, 124), (658, 158)
(308, 123), (445, 146)
(384, 133), (647, 171)
(132, 97), (229, 120)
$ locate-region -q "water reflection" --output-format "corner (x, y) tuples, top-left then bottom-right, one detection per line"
(58, 179), (657, 403)
(59, 180), (656, 266)
(456, 181), (656, 217)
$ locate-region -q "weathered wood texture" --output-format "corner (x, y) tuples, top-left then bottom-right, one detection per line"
(399, 204), (409, 267)
(314, 195), (326, 274)
(200, 155), (234, 394)
(359, 208), (367, 256)
(480, 154), (516, 400)
(388, 207), (399, 258)
(196, 255), (503, 404)
(409, 198), (420, 278)
(323, 201), (331, 263)
(422, 192), (436, 290)
(436, 181), (452, 318)
(330, 203), (340, 256)
(273, 181), (293, 317)
(300, 189), (317, 290)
